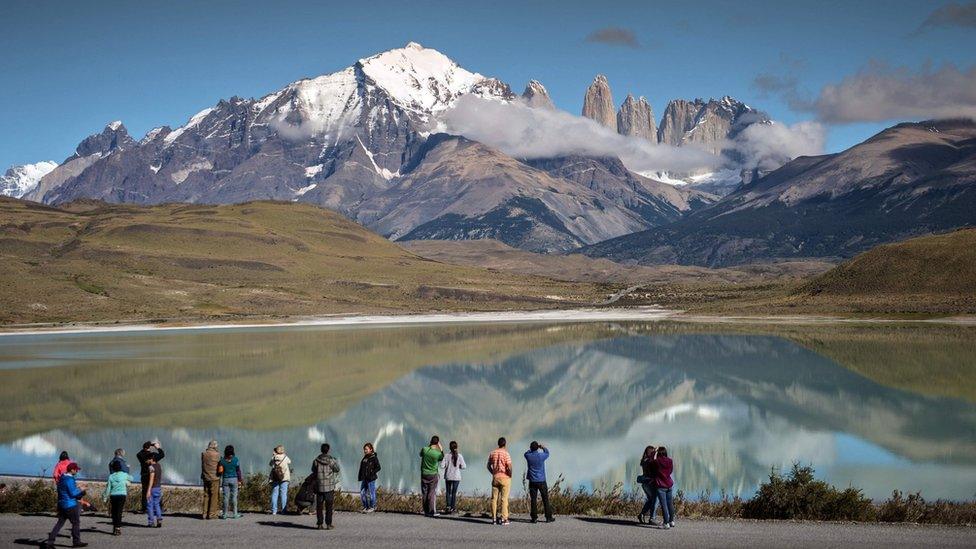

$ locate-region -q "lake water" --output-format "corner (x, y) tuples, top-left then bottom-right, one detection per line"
(1, 321), (974, 500)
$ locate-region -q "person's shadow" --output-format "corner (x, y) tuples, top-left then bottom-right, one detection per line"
(257, 520), (319, 530)
(577, 516), (647, 527)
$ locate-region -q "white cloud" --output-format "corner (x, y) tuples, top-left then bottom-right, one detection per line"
(439, 95), (722, 174)
(733, 121), (826, 172)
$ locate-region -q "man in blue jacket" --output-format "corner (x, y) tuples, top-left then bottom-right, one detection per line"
(45, 462), (87, 547)
(524, 441), (554, 523)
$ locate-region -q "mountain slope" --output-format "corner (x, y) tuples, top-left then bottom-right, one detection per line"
(25, 43), (709, 253)
(585, 119), (976, 267)
(793, 228), (976, 312)
(0, 197), (605, 325)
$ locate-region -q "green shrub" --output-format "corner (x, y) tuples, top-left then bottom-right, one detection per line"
(742, 463), (874, 521)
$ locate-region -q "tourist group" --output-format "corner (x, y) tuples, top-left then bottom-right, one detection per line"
(41, 437), (675, 547)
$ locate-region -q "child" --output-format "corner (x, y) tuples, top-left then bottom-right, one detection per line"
(103, 460), (133, 535)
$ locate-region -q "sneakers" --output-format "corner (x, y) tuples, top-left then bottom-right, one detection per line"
(669, 521), (675, 528)
(327, 525), (335, 530)
(500, 520), (511, 526)
(365, 507), (375, 513)
(546, 517), (556, 523)
(112, 527), (121, 536)
(662, 523), (670, 530)
(155, 521), (162, 528)
(637, 513), (645, 524)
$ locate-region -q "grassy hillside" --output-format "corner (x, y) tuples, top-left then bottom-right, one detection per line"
(794, 228), (976, 313)
(0, 198), (607, 325)
(403, 239), (832, 284)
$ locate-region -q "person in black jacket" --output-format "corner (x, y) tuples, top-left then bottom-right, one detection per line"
(637, 445), (658, 525)
(136, 441), (164, 512)
(357, 442), (381, 512)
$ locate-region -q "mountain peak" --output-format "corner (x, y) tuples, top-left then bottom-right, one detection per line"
(583, 74), (617, 131)
(522, 80), (554, 109)
(0, 160), (58, 199)
(106, 120), (124, 131)
(405, 41), (424, 50)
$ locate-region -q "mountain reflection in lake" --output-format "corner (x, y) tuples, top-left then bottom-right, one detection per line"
(1, 322), (974, 500)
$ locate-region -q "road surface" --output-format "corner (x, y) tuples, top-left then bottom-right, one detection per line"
(3, 510), (973, 548)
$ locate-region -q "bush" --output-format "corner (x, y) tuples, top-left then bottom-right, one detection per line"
(877, 491), (926, 522)
(0, 480), (57, 513)
(742, 463), (874, 521)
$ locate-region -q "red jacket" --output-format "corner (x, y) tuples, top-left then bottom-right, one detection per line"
(53, 459), (74, 483)
(654, 456), (674, 489)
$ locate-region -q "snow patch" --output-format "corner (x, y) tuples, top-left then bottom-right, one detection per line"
(164, 107), (216, 144)
(295, 183), (317, 196)
(305, 164), (323, 178)
(169, 159), (213, 184)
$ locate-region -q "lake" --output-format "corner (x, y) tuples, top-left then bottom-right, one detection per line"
(1, 321), (975, 500)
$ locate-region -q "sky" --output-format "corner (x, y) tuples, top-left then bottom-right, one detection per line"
(1, 0), (974, 169)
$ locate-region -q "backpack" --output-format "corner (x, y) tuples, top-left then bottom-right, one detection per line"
(270, 458), (285, 483)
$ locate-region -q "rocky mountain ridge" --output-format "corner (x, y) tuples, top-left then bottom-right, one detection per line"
(14, 43), (713, 253)
(583, 119), (976, 266)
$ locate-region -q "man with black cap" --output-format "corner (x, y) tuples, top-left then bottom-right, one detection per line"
(136, 440), (164, 512)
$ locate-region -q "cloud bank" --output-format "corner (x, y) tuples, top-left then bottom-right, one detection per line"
(732, 121), (826, 172)
(812, 63), (976, 123)
(440, 95), (721, 174)
(585, 27), (640, 48)
(756, 62), (976, 124)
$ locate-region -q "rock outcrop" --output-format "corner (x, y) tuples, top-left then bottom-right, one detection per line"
(616, 94), (656, 142)
(521, 80), (554, 109)
(581, 75), (617, 131)
(657, 96), (769, 155)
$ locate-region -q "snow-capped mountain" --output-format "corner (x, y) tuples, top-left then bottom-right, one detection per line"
(24, 42), (712, 253)
(0, 161), (58, 198)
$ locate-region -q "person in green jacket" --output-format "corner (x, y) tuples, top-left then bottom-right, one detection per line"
(103, 460), (133, 536)
(419, 435), (444, 517)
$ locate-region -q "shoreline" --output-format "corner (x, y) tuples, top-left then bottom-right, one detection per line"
(1, 307), (974, 337)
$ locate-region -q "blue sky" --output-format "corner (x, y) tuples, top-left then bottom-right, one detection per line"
(1, 0), (973, 169)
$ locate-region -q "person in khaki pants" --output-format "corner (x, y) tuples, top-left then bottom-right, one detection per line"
(200, 440), (221, 519)
(486, 437), (513, 525)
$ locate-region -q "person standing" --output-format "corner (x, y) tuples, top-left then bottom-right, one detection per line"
(102, 460), (133, 536)
(44, 462), (86, 548)
(654, 446), (676, 529)
(637, 445), (658, 525)
(109, 449), (130, 475)
(269, 445), (292, 515)
(312, 443), (341, 530)
(487, 437), (513, 525)
(145, 454), (163, 528)
(200, 440), (221, 519)
(357, 443), (381, 512)
(441, 440), (466, 514)
(419, 436), (444, 517)
(52, 451), (72, 484)
(220, 445), (243, 519)
(136, 441), (164, 513)
(525, 441), (554, 523)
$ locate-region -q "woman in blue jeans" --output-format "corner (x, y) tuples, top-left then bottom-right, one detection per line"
(637, 445), (658, 524)
(219, 445), (242, 519)
(654, 446), (676, 529)
(269, 445), (292, 515)
(357, 443), (381, 512)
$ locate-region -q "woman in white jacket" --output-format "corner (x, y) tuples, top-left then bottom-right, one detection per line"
(441, 440), (466, 514)
(269, 445), (292, 515)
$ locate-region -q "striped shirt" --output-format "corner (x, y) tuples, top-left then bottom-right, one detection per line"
(487, 447), (512, 479)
